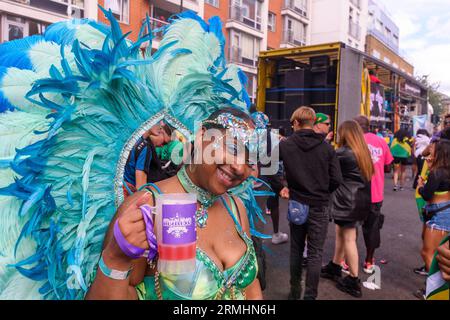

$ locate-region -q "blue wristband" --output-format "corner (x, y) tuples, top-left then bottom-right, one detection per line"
(98, 254), (132, 280)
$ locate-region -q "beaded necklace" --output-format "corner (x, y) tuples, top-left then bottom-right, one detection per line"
(177, 166), (219, 228)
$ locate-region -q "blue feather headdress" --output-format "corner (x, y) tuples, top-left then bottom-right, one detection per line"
(0, 8), (267, 299)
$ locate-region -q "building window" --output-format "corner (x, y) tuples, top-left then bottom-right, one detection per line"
(376, 19), (383, 31)
(1, 14), (48, 43)
(384, 57), (391, 64)
(284, 0), (308, 17)
(205, 0), (219, 7)
(105, 0), (129, 24)
(244, 71), (256, 102)
(229, 0), (262, 31)
(283, 18), (306, 46)
(385, 27), (391, 40)
(4, 15), (26, 41)
(268, 12), (276, 32)
(17, 0), (85, 18)
(393, 35), (399, 46)
(372, 49), (381, 59)
(229, 30), (260, 67)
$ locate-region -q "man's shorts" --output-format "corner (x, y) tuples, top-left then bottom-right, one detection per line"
(393, 157), (409, 166)
(362, 202), (384, 250)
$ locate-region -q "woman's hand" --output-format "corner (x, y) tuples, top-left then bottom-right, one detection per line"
(86, 191), (152, 300)
(417, 176), (425, 189)
(104, 191), (152, 262)
(436, 241), (450, 282)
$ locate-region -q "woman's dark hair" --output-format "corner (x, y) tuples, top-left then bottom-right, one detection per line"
(416, 129), (430, 137)
(441, 127), (450, 140)
(394, 129), (409, 142)
(432, 139), (450, 176)
(162, 123), (175, 136)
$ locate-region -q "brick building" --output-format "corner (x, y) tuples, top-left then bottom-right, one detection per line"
(365, 34), (414, 76)
(0, 0), (97, 43)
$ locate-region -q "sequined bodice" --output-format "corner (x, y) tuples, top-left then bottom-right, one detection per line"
(135, 225), (258, 300)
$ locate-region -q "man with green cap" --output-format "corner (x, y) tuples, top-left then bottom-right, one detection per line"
(313, 113), (333, 143)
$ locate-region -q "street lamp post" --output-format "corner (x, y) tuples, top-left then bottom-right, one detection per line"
(180, 0), (184, 12)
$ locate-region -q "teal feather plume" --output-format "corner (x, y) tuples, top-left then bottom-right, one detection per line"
(0, 8), (261, 300)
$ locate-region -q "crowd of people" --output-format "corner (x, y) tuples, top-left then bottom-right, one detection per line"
(2, 8), (447, 302)
(86, 106), (450, 300)
(279, 110), (449, 300)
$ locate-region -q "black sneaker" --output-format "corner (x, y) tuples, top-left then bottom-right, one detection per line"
(413, 266), (428, 276)
(336, 275), (362, 298)
(320, 261), (342, 281)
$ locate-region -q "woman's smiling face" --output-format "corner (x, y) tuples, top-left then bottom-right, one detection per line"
(192, 127), (255, 195)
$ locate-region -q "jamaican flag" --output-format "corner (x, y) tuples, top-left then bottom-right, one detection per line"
(426, 235), (450, 300)
(415, 162), (429, 221)
(390, 138), (411, 158)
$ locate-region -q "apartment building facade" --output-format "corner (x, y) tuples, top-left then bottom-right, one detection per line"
(310, 0), (368, 51)
(203, 0), (312, 102)
(365, 0), (413, 76)
(98, 1), (203, 43)
(0, 0), (97, 43)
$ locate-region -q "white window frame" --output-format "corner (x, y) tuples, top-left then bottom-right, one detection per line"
(205, 0), (219, 8)
(104, 0), (130, 24)
(230, 30), (260, 67)
(268, 12), (276, 32)
(2, 14), (28, 42)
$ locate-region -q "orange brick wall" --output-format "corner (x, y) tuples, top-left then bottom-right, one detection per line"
(204, 1), (230, 57)
(97, 0), (150, 42)
(267, 0), (283, 49)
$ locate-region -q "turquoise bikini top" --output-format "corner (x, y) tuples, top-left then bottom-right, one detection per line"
(135, 192), (258, 300)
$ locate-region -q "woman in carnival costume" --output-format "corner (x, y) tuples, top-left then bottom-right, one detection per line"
(0, 8), (271, 300)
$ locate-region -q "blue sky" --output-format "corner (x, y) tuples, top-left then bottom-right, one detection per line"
(379, 0), (450, 96)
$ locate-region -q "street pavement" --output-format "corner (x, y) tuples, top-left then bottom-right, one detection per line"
(260, 170), (426, 300)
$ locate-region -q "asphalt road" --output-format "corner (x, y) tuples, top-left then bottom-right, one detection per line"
(260, 170), (426, 300)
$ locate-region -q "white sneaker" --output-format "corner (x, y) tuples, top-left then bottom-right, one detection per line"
(363, 261), (376, 274)
(272, 232), (289, 245)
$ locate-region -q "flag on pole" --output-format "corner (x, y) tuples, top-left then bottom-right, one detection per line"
(426, 235), (450, 300)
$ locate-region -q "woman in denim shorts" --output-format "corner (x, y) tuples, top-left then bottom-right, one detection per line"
(418, 137), (450, 271)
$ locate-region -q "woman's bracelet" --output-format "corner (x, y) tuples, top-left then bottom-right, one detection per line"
(98, 253), (132, 281)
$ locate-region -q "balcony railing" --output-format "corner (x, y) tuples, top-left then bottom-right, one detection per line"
(348, 21), (361, 41)
(229, 5), (262, 31)
(228, 46), (257, 67)
(283, 0), (308, 18)
(148, 17), (169, 39)
(282, 30), (306, 46)
(9, 0), (85, 18)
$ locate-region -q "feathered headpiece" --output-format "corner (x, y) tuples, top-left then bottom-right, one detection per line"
(0, 8), (267, 300)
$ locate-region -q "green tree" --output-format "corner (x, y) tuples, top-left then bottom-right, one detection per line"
(417, 75), (444, 116)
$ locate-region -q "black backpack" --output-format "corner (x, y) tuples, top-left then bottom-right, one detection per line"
(127, 137), (168, 183)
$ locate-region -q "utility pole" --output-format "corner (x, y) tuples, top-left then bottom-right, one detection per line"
(180, 0), (184, 12)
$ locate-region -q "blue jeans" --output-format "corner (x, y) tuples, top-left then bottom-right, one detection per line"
(425, 201), (450, 232)
(289, 205), (329, 300)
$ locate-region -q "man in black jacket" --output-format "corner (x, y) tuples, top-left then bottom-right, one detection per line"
(280, 106), (343, 300)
